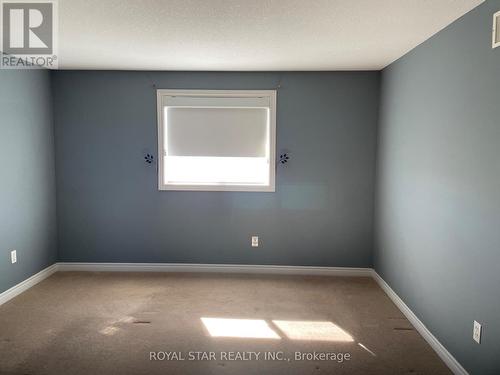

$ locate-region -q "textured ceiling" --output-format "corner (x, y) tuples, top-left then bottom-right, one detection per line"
(58, 0), (484, 70)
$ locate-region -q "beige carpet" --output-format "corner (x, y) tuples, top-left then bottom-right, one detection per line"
(0, 272), (450, 375)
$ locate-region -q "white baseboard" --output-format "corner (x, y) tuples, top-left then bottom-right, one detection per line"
(0, 263), (58, 306)
(371, 270), (468, 375)
(56, 262), (372, 277)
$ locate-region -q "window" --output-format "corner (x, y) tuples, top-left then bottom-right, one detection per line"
(157, 90), (276, 191)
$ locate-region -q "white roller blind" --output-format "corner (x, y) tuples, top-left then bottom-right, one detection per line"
(163, 95), (270, 108)
(157, 89), (276, 192)
(165, 107), (269, 158)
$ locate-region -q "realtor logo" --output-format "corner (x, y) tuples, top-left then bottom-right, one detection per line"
(1, 0), (58, 68)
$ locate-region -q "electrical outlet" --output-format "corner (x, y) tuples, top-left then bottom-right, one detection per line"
(473, 321), (482, 344)
(251, 236), (259, 247)
(10, 250), (17, 264)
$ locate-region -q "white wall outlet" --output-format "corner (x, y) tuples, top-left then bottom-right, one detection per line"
(473, 320), (482, 344)
(10, 250), (17, 264)
(251, 236), (259, 247)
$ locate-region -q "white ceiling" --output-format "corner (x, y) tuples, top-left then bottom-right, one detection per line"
(58, 0), (484, 71)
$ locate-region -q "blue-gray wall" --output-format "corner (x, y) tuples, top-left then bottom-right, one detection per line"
(52, 71), (379, 266)
(374, 1), (500, 374)
(0, 69), (57, 294)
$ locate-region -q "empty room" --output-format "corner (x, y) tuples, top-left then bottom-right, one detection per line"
(1, 0), (499, 374)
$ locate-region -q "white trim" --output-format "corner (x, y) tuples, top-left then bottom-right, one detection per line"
(156, 89), (276, 192)
(371, 270), (468, 375)
(493, 11), (500, 49)
(0, 264), (58, 306)
(56, 262), (371, 276)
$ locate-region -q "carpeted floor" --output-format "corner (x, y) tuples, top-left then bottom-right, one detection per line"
(0, 272), (450, 375)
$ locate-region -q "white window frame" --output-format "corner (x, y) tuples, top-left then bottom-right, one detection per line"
(157, 89), (276, 192)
